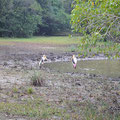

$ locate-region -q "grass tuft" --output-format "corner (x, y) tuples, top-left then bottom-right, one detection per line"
(31, 72), (45, 87)
(12, 87), (18, 93)
(27, 88), (34, 94)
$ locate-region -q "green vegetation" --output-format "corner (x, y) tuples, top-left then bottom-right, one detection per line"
(0, 0), (42, 37)
(0, 0), (119, 57)
(0, 36), (80, 45)
(71, 0), (120, 57)
(0, 0), (71, 37)
(31, 72), (45, 87)
(78, 38), (120, 58)
(71, 0), (120, 42)
(0, 36), (119, 57)
(0, 99), (69, 119)
(27, 88), (34, 94)
(65, 100), (120, 120)
(36, 0), (71, 35)
(0, 98), (119, 119)
(12, 87), (18, 93)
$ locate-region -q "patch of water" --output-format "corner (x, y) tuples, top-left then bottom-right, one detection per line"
(44, 59), (120, 79)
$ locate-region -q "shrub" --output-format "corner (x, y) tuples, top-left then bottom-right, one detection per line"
(31, 72), (45, 87)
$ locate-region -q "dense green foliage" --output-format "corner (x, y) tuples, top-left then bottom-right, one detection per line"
(36, 0), (71, 35)
(0, 0), (42, 37)
(71, 0), (120, 42)
(0, 0), (71, 37)
(62, 0), (73, 14)
(71, 0), (120, 57)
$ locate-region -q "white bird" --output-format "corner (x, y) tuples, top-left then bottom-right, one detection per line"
(39, 55), (47, 67)
(72, 55), (77, 69)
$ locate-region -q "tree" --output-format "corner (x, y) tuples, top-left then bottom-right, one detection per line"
(0, 0), (72, 37)
(0, 0), (12, 36)
(62, 0), (73, 14)
(71, 0), (120, 42)
(37, 0), (71, 35)
(0, 0), (42, 37)
(71, 0), (120, 57)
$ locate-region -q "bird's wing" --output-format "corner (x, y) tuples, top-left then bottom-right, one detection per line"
(72, 58), (75, 64)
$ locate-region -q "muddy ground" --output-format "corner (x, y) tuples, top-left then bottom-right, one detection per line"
(0, 42), (120, 120)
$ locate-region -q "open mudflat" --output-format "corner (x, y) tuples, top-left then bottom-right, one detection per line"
(0, 37), (119, 120)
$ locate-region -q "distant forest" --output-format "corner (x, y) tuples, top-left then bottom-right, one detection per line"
(0, 0), (73, 37)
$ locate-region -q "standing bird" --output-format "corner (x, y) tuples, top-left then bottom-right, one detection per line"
(39, 55), (47, 67)
(72, 55), (77, 69)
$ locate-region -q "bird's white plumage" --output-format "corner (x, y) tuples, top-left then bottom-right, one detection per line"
(39, 55), (47, 67)
(72, 55), (77, 68)
(72, 55), (77, 64)
(73, 57), (77, 64)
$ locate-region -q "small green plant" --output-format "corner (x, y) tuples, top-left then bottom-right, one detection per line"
(12, 87), (18, 93)
(31, 72), (45, 87)
(27, 88), (34, 94)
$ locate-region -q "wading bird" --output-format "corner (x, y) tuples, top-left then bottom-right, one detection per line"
(39, 55), (47, 67)
(72, 55), (77, 69)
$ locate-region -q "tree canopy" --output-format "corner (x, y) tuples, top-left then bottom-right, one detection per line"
(36, 0), (71, 35)
(71, 0), (120, 58)
(0, 0), (42, 37)
(71, 0), (120, 42)
(0, 0), (72, 37)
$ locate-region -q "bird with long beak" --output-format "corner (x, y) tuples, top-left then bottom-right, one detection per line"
(39, 55), (47, 67)
(72, 55), (77, 69)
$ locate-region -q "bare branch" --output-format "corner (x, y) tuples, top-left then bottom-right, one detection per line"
(104, 18), (118, 36)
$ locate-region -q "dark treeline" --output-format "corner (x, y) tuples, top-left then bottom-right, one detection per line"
(0, 0), (73, 37)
